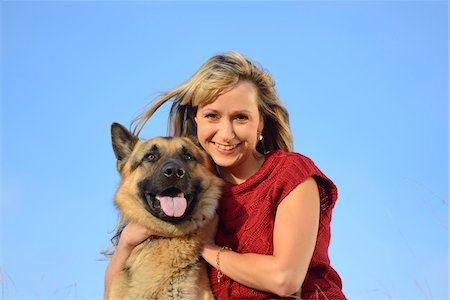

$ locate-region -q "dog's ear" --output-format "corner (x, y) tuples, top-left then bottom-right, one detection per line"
(111, 122), (138, 173)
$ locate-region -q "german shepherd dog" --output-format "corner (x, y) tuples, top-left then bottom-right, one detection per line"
(108, 123), (222, 300)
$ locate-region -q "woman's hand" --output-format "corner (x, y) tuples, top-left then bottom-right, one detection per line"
(118, 222), (153, 249)
(201, 213), (220, 267)
(104, 222), (153, 300)
(202, 213), (219, 247)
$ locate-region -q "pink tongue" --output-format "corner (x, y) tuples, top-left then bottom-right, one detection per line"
(156, 195), (187, 217)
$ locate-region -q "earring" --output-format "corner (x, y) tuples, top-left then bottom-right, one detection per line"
(257, 132), (263, 141)
(256, 131), (267, 154)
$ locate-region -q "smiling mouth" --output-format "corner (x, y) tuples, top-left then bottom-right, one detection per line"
(213, 142), (238, 151)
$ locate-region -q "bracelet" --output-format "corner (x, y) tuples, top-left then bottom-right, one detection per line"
(216, 246), (232, 284)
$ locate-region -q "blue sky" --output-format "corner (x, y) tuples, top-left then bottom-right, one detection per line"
(1, 1), (448, 299)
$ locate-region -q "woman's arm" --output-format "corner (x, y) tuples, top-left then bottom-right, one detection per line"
(202, 176), (321, 297)
(103, 222), (153, 300)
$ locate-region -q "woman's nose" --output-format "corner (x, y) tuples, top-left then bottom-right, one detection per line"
(219, 120), (235, 142)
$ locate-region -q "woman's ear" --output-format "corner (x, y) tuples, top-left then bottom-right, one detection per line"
(192, 107), (199, 126)
(258, 114), (265, 133)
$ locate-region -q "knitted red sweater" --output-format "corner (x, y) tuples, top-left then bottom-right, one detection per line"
(208, 150), (345, 300)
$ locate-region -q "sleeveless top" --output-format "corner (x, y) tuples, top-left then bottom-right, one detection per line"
(208, 150), (346, 300)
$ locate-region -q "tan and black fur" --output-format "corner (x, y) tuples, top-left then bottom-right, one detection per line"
(108, 123), (222, 300)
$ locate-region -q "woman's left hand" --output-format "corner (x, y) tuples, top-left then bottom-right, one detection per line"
(203, 213), (219, 247)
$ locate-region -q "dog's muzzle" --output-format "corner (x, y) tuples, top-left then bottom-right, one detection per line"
(138, 160), (199, 224)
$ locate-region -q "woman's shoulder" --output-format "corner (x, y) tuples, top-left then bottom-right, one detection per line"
(269, 150), (338, 211)
(268, 150), (319, 174)
(264, 150), (322, 191)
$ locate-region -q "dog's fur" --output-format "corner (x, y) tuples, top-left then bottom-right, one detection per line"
(108, 123), (222, 300)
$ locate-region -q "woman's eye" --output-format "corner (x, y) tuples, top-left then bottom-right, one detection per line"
(205, 114), (218, 119)
(235, 115), (248, 121)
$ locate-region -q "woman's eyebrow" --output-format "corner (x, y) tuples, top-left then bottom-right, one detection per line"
(199, 108), (254, 115)
(200, 108), (219, 113)
(232, 110), (252, 114)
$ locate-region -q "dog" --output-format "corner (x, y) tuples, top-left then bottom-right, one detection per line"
(108, 123), (222, 300)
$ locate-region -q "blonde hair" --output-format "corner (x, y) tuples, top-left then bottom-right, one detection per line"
(132, 51), (293, 153)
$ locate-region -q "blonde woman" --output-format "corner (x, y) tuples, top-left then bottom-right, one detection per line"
(104, 51), (346, 299)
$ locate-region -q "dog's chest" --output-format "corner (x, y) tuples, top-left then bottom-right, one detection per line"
(125, 237), (203, 298)
(130, 237), (201, 267)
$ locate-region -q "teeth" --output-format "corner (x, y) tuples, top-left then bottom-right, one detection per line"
(214, 142), (237, 151)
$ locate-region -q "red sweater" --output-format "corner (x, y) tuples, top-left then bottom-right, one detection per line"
(208, 150), (345, 300)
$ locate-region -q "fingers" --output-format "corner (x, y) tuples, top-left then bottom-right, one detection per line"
(212, 213), (219, 227)
(120, 222), (153, 248)
(203, 213), (219, 246)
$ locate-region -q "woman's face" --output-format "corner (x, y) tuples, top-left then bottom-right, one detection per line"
(195, 81), (264, 181)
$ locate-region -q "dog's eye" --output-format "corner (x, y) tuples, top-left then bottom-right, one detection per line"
(144, 153), (156, 161)
(183, 153), (193, 161)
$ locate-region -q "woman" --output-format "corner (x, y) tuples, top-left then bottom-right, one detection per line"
(104, 51), (346, 299)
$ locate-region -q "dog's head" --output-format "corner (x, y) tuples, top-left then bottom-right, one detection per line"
(111, 122), (222, 236)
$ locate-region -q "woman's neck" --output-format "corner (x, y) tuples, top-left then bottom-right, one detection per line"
(218, 154), (265, 185)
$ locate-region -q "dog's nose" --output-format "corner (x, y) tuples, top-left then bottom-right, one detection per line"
(163, 162), (185, 179)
